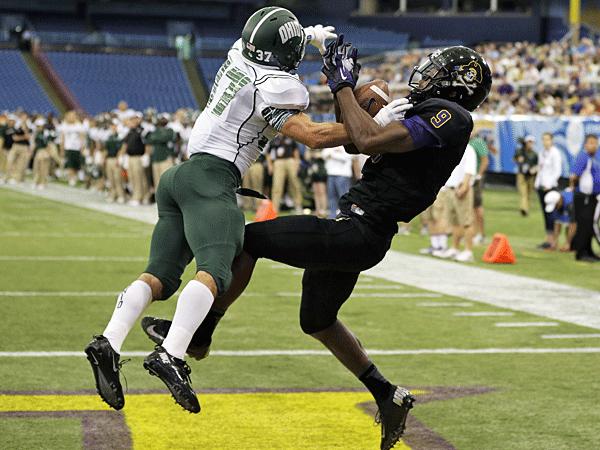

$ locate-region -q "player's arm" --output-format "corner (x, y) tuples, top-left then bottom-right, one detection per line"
(279, 112), (351, 149)
(334, 97), (360, 155)
(335, 87), (414, 155)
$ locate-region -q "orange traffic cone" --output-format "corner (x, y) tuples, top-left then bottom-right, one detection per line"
(254, 199), (278, 222)
(482, 233), (516, 264)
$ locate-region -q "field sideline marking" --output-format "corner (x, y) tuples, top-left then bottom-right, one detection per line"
(366, 251), (600, 330)
(2, 348), (600, 357)
(4, 183), (600, 329)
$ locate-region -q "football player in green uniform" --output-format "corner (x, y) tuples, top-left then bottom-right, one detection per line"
(84, 7), (402, 416)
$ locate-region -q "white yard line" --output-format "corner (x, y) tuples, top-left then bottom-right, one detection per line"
(541, 334), (600, 339)
(2, 347), (600, 358)
(454, 312), (515, 317)
(0, 256), (146, 262)
(0, 231), (149, 238)
(417, 302), (473, 307)
(274, 292), (441, 298)
(495, 322), (559, 328)
(4, 182), (600, 330)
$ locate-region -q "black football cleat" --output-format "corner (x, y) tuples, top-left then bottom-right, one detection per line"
(143, 345), (200, 413)
(377, 386), (415, 450)
(84, 335), (126, 410)
(141, 316), (211, 360)
(141, 316), (170, 346)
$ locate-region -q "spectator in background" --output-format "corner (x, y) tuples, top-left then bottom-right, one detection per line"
(120, 114), (149, 206)
(570, 134), (600, 262)
(241, 153), (266, 212)
(306, 148), (328, 217)
(0, 113), (7, 179)
(4, 114), (30, 184)
(104, 121), (125, 204)
(544, 189), (576, 252)
(535, 132), (563, 249)
(322, 145), (354, 218)
(435, 144), (477, 262)
(469, 131), (490, 245)
(113, 100), (134, 123)
(59, 110), (87, 186)
(32, 118), (54, 190)
(514, 135), (538, 216)
(269, 135), (302, 213)
(146, 115), (176, 190)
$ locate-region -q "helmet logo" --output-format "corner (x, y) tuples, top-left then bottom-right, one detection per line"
(278, 20), (303, 44)
(459, 61), (483, 84)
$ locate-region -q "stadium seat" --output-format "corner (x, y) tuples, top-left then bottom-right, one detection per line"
(0, 50), (56, 113)
(46, 51), (198, 114)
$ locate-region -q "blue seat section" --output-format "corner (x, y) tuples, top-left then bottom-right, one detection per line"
(46, 51), (197, 114)
(0, 50), (56, 113)
(198, 56), (323, 89)
(198, 57), (225, 88)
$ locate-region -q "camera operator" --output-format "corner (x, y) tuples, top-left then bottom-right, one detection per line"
(514, 135), (538, 216)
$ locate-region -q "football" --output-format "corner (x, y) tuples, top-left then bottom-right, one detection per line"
(354, 79), (390, 117)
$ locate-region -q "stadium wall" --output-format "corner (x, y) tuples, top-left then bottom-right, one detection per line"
(350, 15), (543, 44)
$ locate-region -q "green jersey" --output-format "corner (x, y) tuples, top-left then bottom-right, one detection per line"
(105, 133), (122, 158)
(469, 137), (489, 172)
(147, 127), (176, 163)
(34, 130), (52, 150)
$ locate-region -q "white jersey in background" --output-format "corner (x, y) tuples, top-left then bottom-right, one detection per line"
(444, 144), (477, 188)
(60, 122), (88, 151)
(188, 39), (309, 175)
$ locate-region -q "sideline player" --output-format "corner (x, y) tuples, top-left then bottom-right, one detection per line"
(143, 37), (492, 449)
(83, 7), (378, 414)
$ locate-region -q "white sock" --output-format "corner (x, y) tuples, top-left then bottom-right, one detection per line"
(439, 234), (448, 250)
(430, 235), (440, 249)
(103, 280), (152, 354)
(162, 280), (214, 360)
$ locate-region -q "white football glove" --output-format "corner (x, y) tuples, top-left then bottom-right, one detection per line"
(373, 98), (413, 127)
(304, 25), (337, 54)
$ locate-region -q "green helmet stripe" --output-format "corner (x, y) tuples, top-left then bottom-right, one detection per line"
(249, 7), (287, 43)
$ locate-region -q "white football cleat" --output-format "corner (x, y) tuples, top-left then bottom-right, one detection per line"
(454, 250), (474, 262)
(434, 247), (458, 259)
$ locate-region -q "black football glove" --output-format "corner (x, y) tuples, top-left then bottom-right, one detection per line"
(321, 34), (361, 94)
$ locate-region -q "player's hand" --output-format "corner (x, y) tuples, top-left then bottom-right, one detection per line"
(304, 25), (337, 54)
(373, 98), (413, 127)
(321, 35), (360, 94)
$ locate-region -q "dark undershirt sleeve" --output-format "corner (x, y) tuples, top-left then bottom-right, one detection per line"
(262, 107), (300, 132)
(402, 115), (440, 149)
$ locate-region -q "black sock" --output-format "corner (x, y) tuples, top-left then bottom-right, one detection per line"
(190, 309), (224, 345)
(359, 363), (393, 403)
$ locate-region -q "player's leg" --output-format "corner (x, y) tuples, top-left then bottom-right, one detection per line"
(142, 214), (391, 358)
(301, 269), (415, 450)
(85, 166), (190, 410)
(143, 155), (244, 412)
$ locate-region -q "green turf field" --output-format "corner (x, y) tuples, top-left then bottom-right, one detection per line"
(1, 186), (599, 450)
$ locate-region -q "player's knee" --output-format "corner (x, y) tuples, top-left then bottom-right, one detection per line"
(299, 307), (336, 335)
(138, 273), (164, 300)
(194, 271), (219, 297)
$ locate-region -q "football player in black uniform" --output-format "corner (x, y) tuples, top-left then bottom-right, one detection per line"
(142, 37), (491, 450)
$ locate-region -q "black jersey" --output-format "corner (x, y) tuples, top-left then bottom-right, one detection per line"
(339, 98), (473, 236)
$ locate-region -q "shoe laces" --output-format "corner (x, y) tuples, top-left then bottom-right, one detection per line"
(374, 409), (382, 425)
(118, 358), (131, 392)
